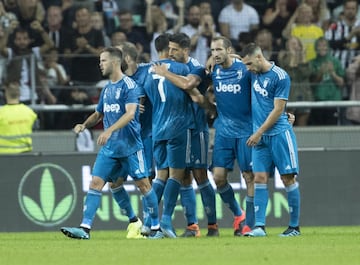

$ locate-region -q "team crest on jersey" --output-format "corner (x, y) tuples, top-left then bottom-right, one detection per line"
(115, 87), (121, 99)
(215, 68), (221, 79)
(263, 78), (270, 88)
(237, 70), (243, 79)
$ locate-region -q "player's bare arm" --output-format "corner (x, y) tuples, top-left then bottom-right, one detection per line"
(246, 99), (287, 147)
(97, 103), (137, 146)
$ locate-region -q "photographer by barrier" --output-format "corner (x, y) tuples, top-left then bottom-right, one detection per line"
(1, 149), (359, 232)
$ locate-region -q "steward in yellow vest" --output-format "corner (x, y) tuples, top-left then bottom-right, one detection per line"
(0, 81), (37, 154)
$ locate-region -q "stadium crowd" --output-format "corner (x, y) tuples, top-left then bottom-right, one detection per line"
(0, 0), (360, 130)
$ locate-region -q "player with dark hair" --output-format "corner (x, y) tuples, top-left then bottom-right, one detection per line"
(60, 47), (161, 240)
(208, 36), (253, 235)
(143, 33), (194, 238)
(241, 43), (300, 237)
(151, 32), (218, 237)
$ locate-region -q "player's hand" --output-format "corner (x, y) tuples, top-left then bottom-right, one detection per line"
(151, 63), (168, 76)
(138, 103), (145, 113)
(246, 132), (262, 147)
(287, 112), (295, 125)
(97, 131), (111, 146)
(73, 124), (86, 134)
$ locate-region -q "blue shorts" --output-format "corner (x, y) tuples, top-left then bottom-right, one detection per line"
(153, 131), (191, 169)
(252, 129), (299, 175)
(142, 136), (155, 177)
(212, 133), (252, 172)
(92, 149), (148, 182)
(187, 129), (209, 169)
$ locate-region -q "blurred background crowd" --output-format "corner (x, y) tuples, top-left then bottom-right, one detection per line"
(0, 0), (360, 130)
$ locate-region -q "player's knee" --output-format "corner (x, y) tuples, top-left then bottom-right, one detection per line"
(89, 176), (105, 190)
(242, 171), (254, 184)
(280, 174), (296, 187)
(136, 178), (152, 194)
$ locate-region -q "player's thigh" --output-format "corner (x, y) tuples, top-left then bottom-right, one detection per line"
(190, 130), (209, 169)
(235, 137), (252, 172)
(124, 149), (149, 180)
(271, 130), (299, 175)
(92, 151), (123, 182)
(167, 133), (189, 169)
(252, 139), (273, 173)
(153, 140), (169, 170)
(212, 134), (236, 170)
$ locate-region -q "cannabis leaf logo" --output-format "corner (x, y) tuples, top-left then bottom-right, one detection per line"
(18, 164), (77, 227)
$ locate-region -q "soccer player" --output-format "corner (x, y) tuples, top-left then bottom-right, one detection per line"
(60, 47), (161, 240)
(117, 41), (156, 236)
(143, 34), (195, 238)
(151, 32), (218, 237)
(209, 36), (254, 236)
(241, 43), (301, 237)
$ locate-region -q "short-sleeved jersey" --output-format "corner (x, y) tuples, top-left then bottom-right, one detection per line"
(143, 59), (194, 140)
(131, 63), (152, 138)
(186, 57), (209, 133)
(211, 58), (252, 138)
(96, 76), (143, 157)
(250, 63), (292, 135)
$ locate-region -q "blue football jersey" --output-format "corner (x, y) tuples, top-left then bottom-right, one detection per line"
(186, 57), (209, 133)
(130, 63), (152, 138)
(143, 59), (195, 140)
(211, 58), (253, 138)
(96, 76), (143, 157)
(250, 63), (292, 135)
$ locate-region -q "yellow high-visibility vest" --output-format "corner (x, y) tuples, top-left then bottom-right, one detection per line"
(0, 104), (37, 154)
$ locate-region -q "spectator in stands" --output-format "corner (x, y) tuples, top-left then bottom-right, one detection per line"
(44, 5), (71, 55)
(110, 30), (127, 46)
(282, 3), (324, 62)
(302, 0), (330, 30)
(345, 55), (360, 125)
(64, 5), (104, 85)
(198, 0), (212, 16)
(332, 0), (360, 20)
(0, 80), (37, 154)
(0, 23), (55, 104)
(90, 11), (111, 47)
(254, 28), (278, 63)
(278, 36), (313, 126)
(309, 37), (345, 125)
(145, 0), (184, 62)
(116, 9), (150, 58)
(325, 0), (360, 70)
(94, 0), (119, 36)
(180, 4), (201, 41)
(190, 12), (220, 66)
(11, 0), (46, 47)
(0, 0), (18, 32)
(218, 0), (260, 47)
(262, 0), (297, 50)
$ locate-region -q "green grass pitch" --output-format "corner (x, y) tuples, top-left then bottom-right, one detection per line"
(1, 226), (359, 265)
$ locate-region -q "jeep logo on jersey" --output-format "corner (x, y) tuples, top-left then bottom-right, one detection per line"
(18, 163), (77, 227)
(254, 80), (268, 97)
(104, 103), (121, 113)
(215, 82), (241, 93)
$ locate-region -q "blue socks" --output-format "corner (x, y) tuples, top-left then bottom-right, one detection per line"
(198, 180), (217, 224)
(161, 177), (181, 222)
(218, 182), (242, 216)
(245, 195), (255, 228)
(254, 183), (268, 227)
(180, 185), (197, 225)
(285, 182), (300, 227)
(111, 185), (136, 220)
(152, 178), (166, 203)
(143, 188), (160, 228)
(81, 189), (102, 228)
